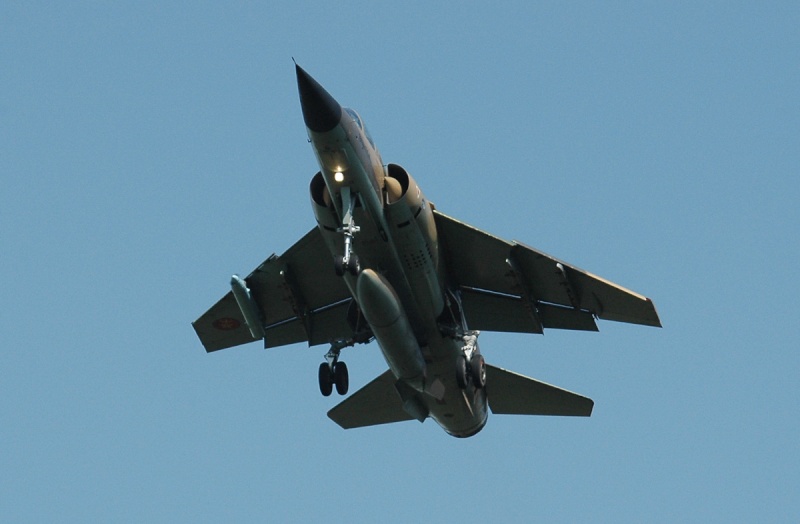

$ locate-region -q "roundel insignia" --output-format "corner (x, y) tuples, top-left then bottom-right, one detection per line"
(213, 318), (241, 331)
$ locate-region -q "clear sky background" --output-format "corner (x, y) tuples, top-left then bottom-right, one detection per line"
(2, 2), (798, 522)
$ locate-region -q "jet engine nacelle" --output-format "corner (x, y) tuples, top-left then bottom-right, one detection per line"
(383, 164), (444, 319)
(310, 171), (339, 230)
(309, 171), (349, 274)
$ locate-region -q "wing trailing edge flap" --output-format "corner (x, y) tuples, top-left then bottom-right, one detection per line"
(327, 370), (415, 429)
(486, 364), (594, 417)
(260, 298), (355, 349)
(460, 288), (598, 333)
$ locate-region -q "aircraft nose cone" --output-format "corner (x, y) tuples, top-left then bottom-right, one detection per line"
(296, 64), (342, 133)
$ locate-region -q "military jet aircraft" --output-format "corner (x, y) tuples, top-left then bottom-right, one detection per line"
(192, 65), (661, 438)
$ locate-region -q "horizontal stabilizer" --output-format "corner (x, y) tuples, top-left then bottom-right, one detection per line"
(486, 364), (593, 417)
(327, 370), (415, 429)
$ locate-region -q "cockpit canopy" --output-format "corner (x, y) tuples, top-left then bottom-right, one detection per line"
(345, 107), (376, 149)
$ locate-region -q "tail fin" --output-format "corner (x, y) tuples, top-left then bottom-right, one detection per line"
(486, 364), (594, 416)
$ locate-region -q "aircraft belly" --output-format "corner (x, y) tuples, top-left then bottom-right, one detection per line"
(353, 269), (487, 435)
(353, 208), (441, 340)
(311, 175), (487, 435)
(385, 203), (443, 321)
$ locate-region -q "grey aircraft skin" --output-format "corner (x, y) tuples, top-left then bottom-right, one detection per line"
(192, 65), (661, 437)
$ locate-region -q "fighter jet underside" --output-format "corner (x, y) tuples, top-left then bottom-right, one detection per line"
(192, 65), (661, 437)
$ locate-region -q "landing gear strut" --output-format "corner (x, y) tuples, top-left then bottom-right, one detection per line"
(456, 355), (469, 389)
(318, 340), (352, 396)
(334, 186), (361, 276)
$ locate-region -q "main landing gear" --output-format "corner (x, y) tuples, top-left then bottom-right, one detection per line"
(455, 331), (486, 390)
(319, 361), (348, 396)
(334, 186), (361, 277)
(318, 340), (351, 396)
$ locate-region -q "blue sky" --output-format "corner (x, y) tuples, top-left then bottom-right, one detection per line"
(2, 2), (798, 522)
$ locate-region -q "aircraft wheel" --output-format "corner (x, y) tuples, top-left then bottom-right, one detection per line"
(455, 355), (468, 389)
(347, 255), (361, 276)
(470, 354), (486, 389)
(333, 361), (349, 395)
(318, 362), (333, 397)
(334, 256), (345, 277)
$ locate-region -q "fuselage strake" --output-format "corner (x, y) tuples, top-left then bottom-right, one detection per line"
(297, 65), (487, 437)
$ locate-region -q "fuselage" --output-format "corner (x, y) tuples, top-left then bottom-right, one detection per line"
(297, 65), (487, 437)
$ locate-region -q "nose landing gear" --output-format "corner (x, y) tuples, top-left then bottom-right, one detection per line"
(334, 253), (360, 277)
(334, 186), (361, 276)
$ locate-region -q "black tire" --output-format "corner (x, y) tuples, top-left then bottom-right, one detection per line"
(347, 255), (361, 276)
(470, 354), (486, 389)
(334, 256), (345, 277)
(333, 361), (349, 395)
(318, 362), (333, 397)
(455, 355), (468, 389)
